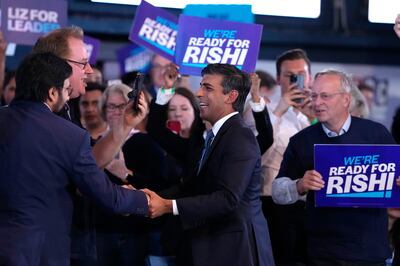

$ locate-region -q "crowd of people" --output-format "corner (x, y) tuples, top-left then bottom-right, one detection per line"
(0, 14), (400, 266)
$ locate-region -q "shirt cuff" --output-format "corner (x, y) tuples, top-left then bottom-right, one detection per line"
(155, 88), (175, 105)
(249, 96), (266, 112)
(172, 199), (179, 215)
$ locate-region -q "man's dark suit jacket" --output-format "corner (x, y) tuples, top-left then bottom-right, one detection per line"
(163, 114), (275, 266)
(0, 101), (148, 266)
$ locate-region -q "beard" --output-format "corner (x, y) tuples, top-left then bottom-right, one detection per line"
(53, 91), (68, 113)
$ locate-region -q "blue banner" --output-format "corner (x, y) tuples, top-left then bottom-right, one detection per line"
(129, 0), (177, 62)
(175, 15), (263, 76)
(1, 0), (67, 46)
(314, 144), (400, 207)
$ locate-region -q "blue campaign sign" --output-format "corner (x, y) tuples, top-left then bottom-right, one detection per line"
(314, 144), (400, 208)
(175, 15), (262, 76)
(1, 0), (67, 45)
(129, 0), (178, 62)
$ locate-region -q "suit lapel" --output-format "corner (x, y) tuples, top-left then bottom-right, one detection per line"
(198, 114), (241, 174)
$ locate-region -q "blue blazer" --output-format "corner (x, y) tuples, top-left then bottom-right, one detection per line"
(172, 114), (275, 266)
(0, 101), (148, 266)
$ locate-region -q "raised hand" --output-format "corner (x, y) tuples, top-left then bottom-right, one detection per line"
(124, 92), (148, 129)
(162, 63), (179, 89)
(249, 72), (261, 103)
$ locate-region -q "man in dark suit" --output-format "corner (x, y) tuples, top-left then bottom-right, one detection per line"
(144, 63), (275, 266)
(0, 53), (149, 266)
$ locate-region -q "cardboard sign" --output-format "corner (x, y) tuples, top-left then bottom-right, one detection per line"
(116, 43), (153, 74)
(314, 144), (400, 208)
(175, 15), (263, 76)
(1, 0), (67, 45)
(129, 0), (177, 61)
(84, 36), (100, 65)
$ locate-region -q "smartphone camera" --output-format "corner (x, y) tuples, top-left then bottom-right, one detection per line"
(166, 120), (181, 134)
(127, 73), (144, 113)
(290, 74), (305, 104)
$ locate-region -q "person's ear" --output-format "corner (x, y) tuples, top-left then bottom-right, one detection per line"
(225, 89), (239, 105)
(47, 87), (58, 104)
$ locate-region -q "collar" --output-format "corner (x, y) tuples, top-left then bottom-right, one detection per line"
(322, 114), (351, 137)
(42, 102), (52, 112)
(211, 111), (239, 137)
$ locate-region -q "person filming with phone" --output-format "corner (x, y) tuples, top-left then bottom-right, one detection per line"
(261, 48), (315, 265)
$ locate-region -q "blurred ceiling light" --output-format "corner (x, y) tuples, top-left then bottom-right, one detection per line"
(368, 0), (400, 24)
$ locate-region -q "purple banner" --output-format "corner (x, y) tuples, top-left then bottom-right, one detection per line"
(1, 0), (67, 46)
(116, 43), (153, 75)
(175, 15), (263, 76)
(314, 144), (400, 208)
(84, 36), (100, 65)
(129, 0), (177, 62)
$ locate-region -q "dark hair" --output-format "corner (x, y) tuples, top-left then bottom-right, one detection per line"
(201, 63), (250, 113)
(358, 82), (374, 93)
(255, 70), (276, 89)
(276, 48), (311, 77)
(85, 82), (106, 93)
(32, 26), (84, 58)
(168, 87), (202, 137)
(14, 53), (72, 102)
(1, 71), (17, 105)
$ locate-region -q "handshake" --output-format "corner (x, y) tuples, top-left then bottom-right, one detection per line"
(142, 189), (173, 218)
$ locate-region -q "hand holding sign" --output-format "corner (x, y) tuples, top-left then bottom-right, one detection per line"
(297, 170), (325, 195)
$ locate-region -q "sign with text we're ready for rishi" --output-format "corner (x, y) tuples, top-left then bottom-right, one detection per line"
(314, 144), (400, 208)
(1, 0), (67, 46)
(175, 15), (263, 76)
(129, 0), (177, 62)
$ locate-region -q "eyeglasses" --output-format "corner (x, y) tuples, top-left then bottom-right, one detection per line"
(66, 59), (90, 70)
(105, 103), (127, 112)
(310, 92), (345, 101)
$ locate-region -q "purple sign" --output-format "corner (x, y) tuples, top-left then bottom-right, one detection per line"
(175, 15), (263, 76)
(314, 144), (400, 208)
(129, 1), (177, 62)
(116, 43), (153, 75)
(1, 0), (67, 46)
(84, 36), (100, 65)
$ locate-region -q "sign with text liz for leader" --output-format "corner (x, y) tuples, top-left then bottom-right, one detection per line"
(175, 15), (263, 76)
(314, 144), (400, 208)
(1, 0), (67, 46)
(129, 0), (177, 62)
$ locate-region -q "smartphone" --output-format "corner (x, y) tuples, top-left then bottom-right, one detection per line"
(166, 120), (181, 134)
(290, 74), (305, 103)
(127, 73), (144, 113)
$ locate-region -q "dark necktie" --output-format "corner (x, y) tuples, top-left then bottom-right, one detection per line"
(198, 130), (214, 174)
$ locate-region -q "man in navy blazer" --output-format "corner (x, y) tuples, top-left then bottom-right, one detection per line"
(144, 64), (275, 266)
(0, 53), (149, 266)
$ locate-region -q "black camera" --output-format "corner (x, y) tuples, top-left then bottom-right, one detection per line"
(127, 73), (144, 113)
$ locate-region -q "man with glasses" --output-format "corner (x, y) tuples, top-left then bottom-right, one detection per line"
(0, 53), (149, 266)
(272, 69), (395, 265)
(32, 27), (147, 265)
